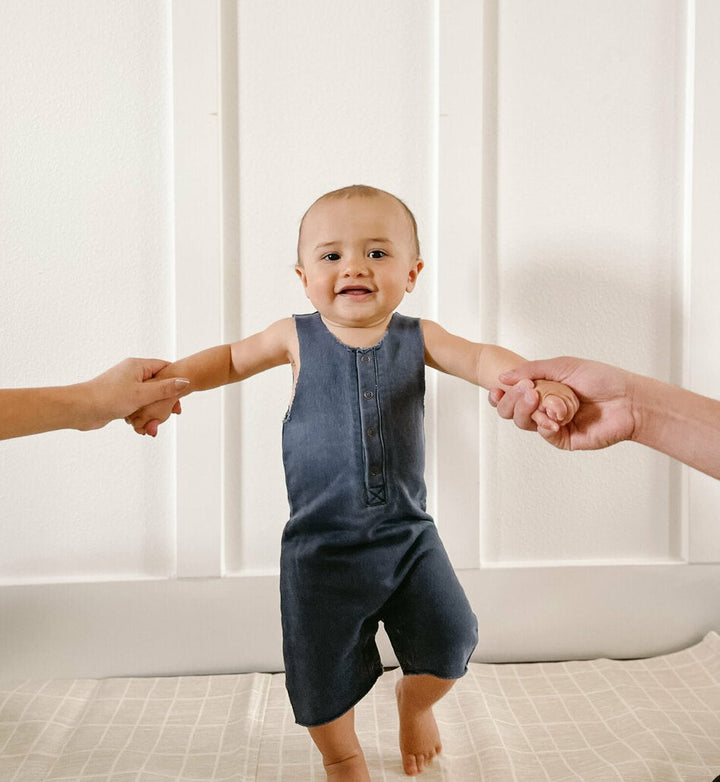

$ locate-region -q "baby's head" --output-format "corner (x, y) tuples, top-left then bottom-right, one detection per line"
(295, 185), (424, 329)
(296, 185), (421, 267)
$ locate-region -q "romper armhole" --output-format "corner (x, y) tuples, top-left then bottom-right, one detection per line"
(283, 316), (302, 422)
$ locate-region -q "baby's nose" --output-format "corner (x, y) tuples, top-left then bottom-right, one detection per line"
(343, 256), (369, 275)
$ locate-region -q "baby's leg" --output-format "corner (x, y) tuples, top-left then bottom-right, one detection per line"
(308, 709), (371, 782)
(382, 528), (477, 775)
(395, 674), (454, 776)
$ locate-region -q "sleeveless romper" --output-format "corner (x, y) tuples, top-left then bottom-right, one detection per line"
(281, 312), (478, 727)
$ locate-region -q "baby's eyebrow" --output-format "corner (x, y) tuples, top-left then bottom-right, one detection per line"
(313, 238), (395, 250)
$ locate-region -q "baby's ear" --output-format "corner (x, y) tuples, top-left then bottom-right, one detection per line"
(406, 259), (424, 292)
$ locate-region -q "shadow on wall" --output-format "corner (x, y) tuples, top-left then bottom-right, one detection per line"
(496, 239), (679, 380)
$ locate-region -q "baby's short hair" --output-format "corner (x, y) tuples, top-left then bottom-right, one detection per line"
(297, 184), (421, 264)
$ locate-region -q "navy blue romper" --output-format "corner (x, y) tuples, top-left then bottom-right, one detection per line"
(281, 312), (478, 727)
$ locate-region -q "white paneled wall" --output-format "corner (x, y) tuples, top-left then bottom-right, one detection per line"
(489, 0), (684, 564)
(0, 1), (718, 678)
(0, 0), (176, 584)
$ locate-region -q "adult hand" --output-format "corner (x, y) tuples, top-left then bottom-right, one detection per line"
(489, 357), (637, 451)
(0, 358), (188, 440)
(82, 358), (188, 431)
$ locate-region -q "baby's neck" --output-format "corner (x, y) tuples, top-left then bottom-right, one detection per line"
(320, 314), (393, 348)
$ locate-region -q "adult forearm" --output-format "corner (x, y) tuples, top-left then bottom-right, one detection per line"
(631, 374), (720, 479)
(0, 385), (93, 439)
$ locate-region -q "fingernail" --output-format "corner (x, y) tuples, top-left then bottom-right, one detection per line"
(174, 378), (190, 389)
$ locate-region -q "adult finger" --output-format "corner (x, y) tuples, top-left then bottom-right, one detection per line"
(494, 380), (540, 430)
(136, 377), (189, 407)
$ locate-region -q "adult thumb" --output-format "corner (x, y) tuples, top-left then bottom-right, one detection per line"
(143, 377), (190, 405)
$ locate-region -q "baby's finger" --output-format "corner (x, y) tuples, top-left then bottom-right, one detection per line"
(543, 395), (570, 424)
(145, 419), (160, 438)
(488, 387), (504, 407)
(530, 408), (560, 433)
(124, 413), (143, 433)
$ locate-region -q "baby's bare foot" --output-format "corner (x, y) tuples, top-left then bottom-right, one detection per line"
(324, 751), (372, 782)
(395, 679), (442, 776)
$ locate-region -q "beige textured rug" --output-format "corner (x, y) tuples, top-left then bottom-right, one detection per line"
(1, 633), (719, 781)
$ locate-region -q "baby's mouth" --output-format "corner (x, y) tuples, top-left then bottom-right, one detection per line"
(338, 286), (374, 297)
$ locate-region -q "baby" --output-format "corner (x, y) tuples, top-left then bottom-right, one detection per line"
(128, 185), (578, 780)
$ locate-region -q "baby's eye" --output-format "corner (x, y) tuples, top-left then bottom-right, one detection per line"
(321, 252), (341, 262)
(368, 250), (387, 259)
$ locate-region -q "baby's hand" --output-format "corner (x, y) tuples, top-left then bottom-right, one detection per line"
(532, 379), (579, 433)
(125, 398), (182, 437)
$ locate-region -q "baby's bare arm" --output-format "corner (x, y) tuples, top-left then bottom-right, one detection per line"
(229, 318), (298, 383)
(421, 320), (578, 433)
(421, 320), (526, 387)
(127, 319), (297, 435)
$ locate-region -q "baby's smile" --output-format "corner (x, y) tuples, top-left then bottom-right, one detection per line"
(338, 285), (374, 297)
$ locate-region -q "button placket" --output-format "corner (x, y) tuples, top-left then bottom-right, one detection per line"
(356, 348), (385, 505)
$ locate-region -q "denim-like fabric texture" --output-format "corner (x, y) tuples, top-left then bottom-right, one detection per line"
(280, 313), (477, 727)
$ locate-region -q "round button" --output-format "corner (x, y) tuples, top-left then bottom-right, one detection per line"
(366, 426), (376, 437)
(360, 354), (371, 363)
(363, 390), (374, 400)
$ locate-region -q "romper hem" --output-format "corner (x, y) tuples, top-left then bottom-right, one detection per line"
(294, 664), (384, 728)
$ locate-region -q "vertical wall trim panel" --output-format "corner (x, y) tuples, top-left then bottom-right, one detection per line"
(172, 0), (224, 577)
(220, 0), (242, 574)
(688, 0), (720, 563)
(673, 0), (697, 561)
(435, 0), (490, 568)
(477, 0), (500, 566)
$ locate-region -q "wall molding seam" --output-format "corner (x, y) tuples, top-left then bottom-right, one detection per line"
(477, 0), (499, 568)
(686, 0), (720, 563)
(435, 0), (485, 568)
(475, 558), (688, 571)
(426, 0), (441, 525)
(171, 0), (224, 578)
(679, 0), (695, 393)
(676, 0), (696, 562)
(219, 0), (241, 578)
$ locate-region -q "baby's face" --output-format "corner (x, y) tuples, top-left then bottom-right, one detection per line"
(296, 193), (423, 332)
